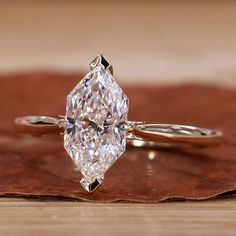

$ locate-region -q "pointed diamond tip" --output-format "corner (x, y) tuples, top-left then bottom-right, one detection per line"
(89, 55), (113, 75)
(80, 177), (103, 193)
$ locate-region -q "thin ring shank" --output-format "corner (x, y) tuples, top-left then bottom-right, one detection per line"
(14, 116), (223, 148)
(14, 116), (64, 133)
(128, 124), (223, 148)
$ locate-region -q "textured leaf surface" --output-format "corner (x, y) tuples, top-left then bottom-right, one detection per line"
(0, 73), (235, 202)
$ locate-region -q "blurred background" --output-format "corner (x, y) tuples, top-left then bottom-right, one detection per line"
(0, 0), (235, 87)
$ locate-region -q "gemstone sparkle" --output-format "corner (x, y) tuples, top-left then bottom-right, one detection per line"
(64, 65), (129, 187)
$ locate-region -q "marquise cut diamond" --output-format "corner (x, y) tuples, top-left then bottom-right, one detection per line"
(64, 65), (129, 187)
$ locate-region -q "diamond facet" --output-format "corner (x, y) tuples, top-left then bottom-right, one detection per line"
(64, 62), (129, 190)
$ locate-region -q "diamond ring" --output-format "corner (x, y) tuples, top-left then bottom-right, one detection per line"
(15, 54), (223, 192)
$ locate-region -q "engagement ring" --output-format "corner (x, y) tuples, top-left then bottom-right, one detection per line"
(15, 55), (223, 192)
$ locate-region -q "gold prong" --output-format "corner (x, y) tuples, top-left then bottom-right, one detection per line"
(80, 177), (103, 192)
(89, 54), (113, 75)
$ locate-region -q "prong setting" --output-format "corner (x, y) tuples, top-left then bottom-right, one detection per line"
(64, 56), (128, 193)
(89, 54), (113, 75)
(80, 177), (103, 192)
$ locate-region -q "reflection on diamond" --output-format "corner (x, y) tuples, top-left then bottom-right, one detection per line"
(64, 65), (129, 185)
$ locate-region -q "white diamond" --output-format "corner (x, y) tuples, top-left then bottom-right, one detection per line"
(64, 65), (129, 184)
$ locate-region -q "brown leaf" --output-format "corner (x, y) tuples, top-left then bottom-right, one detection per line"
(0, 72), (235, 202)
